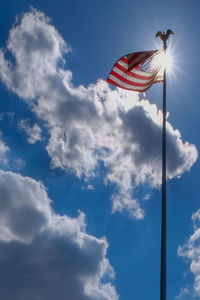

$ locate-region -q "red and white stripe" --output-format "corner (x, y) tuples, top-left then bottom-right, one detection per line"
(107, 50), (163, 92)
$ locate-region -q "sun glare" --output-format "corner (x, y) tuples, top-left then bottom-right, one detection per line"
(153, 50), (172, 73)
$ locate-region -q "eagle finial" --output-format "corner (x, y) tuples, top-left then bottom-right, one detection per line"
(156, 29), (174, 50)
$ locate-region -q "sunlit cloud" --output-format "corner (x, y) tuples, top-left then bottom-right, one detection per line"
(0, 8), (197, 218)
(18, 119), (42, 144)
(178, 210), (200, 296)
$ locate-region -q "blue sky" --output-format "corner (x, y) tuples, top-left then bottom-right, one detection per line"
(0, 1), (200, 300)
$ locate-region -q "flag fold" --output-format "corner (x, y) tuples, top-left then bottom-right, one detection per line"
(107, 50), (164, 92)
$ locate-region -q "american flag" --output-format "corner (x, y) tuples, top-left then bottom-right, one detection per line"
(107, 50), (164, 92)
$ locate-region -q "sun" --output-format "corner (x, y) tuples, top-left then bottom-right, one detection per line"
(160, 50), (172, 70)
(154, 50), (173, 73)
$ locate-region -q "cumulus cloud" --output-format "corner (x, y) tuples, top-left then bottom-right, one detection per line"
(19, 119), (42, 143)
(0, 8), (197, 218)
(175, 286), (190, 299)
(178, 210), (200, 296)
(0, 169), (118, 300)
(0, 132), (26, 171)
(0, 132), (9, 165)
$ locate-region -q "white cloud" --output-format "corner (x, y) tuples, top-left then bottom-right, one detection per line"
(143, 194), (150, 201)
(0, 169), (118, 300)
(0, 8), (197, 218)
(178, 210), (200, 296)
(12, 157), (26, 170)
(0, 170), (51, 243)
(87, 184), (95, 190)
(0, 132), (9, 165)
(0, 132), (25, 171)
(175, 286), (190, 299)
(0, 8), (69, 100)
(19, 119), (42, 143)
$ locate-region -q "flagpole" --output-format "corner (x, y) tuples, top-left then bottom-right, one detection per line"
(156, 29), (174, 300)
(160, 61), (166, 300)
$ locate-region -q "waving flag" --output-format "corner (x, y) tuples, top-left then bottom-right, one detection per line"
(107, 50), (164, 92)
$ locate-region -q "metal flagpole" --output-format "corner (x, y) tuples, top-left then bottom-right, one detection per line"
(156, 29), (174, 300)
